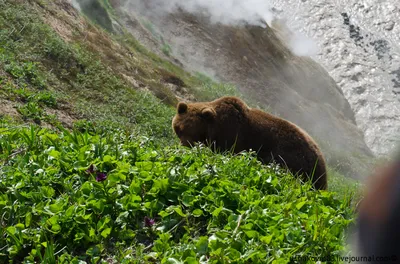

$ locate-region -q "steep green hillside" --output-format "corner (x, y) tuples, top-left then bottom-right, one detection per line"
(0, 0), (238, 137)
(0, 0), (360, 263)
(0, 123), (355, 263)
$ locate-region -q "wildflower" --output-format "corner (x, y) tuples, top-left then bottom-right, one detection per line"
(96, 172), (107, 182)
(86, 164), (95, 174)
(144, 216), (155, 227)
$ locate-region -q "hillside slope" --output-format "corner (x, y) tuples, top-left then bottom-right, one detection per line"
(1, 0), (375, 180)
(113, 0), (375, 179)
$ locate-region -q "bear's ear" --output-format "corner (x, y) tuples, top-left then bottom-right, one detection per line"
(201, 107), (216, 121)
(177, 102), (188, 114)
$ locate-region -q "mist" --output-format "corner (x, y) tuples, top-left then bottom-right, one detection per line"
(123, 0), (319, 57)
(70, 0), (81, 10)
(125, 0), (274, 26)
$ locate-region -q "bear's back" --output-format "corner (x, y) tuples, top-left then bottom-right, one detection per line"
(245, 106), (327, 190)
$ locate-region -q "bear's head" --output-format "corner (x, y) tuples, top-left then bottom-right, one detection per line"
(172, 101), (216, 147)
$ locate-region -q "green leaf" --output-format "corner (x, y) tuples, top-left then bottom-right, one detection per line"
(87, 245), (102, 257)
(47, 215), (59, 226)
(120, 194), (142, 210)
(260, 235), (273, 244)
(88, 199), (105, 214)
(173, 206), (186, 217)
(135, 161), (153, 171)
(296, 201), (307, 210)
(74, 232), (85, 242)
(103, 155), (113, 163)
(48, 149), (61, 159)
(41, 186), (55, 198)
(51, 224), (61, 233)
(181, 193), (195, 207)
(89, 227), (96, 238)
(108, 172), (126, 182)
(244, 230), (258, 238)
(80, 182), (93, 196)
(159, 210), (172, 218)
(196, 236), (208, 255)
(166, 258), (183, 264)
(101, 227), (112, 238)
(151, 178), (169, 194)
(212, 206), (223, 217)
(6, 226), (17, 235)
(184, 257), (197, 264)
(75, 213), (93, 224)
(25, 212), (32, 227)
(97, 216), (111, 231)
(65, 205), (76, 218)
(192, 209), (203, 217)
(48, 203), (63, 214)
(120, 229), (136, 240)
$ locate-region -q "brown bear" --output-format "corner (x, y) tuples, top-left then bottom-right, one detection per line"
(172, 96), (327, 190)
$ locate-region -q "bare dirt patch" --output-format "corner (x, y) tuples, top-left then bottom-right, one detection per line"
(0, 99), (20, 119)
(46, 108), (76, 128)
(37, 0), (85, 42)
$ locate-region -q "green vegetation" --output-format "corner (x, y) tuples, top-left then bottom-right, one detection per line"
(161, 44), (172, 57)
(0, 0), (361, 263)
(142, 19), (161, 41)
(0, 122), (356, 263)
(0, 0), (175, 140)
(327, 167), (364, 205)
(192, 74), (241, 101)
(77, 0), (114, 32)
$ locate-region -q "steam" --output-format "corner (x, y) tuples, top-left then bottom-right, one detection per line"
(289, 32), (319, 57)
(124, 0), (319, 57)
(132, 0), (274, 26)
(70, 0), (81, 11)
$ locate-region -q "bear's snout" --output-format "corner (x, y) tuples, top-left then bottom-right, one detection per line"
(180, 138), (192, 147)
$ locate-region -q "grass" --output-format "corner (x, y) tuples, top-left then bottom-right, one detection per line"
(327, 167), (364, 206)
(0, 0), (361, 262)
(0, 0), (176, 140)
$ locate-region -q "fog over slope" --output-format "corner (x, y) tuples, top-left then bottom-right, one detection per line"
(122, 0), (319, 57)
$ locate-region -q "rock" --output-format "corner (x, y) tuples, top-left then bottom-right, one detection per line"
(270, 0), (400, 157)
(384, 21), (395, 31)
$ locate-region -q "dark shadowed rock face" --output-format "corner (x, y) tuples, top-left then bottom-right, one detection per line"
(113, 3), (374, 179)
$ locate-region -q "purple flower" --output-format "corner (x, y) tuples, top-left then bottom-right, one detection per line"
(86, 164), (95, 174)
(144, 216), (155, 227)
(96, 172), (107, 182)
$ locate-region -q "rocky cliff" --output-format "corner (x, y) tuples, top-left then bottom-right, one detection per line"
(270, 0), (400, 157)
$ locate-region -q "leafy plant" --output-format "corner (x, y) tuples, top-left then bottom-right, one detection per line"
(0, 122), (356, 263)
(4, 61), (46, 89)
(17, 101), (43, 123)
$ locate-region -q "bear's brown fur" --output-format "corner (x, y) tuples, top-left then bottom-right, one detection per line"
(172, 96), (327, 190)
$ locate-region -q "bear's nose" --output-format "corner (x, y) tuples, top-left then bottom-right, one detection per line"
(180, 139), (191, 147)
